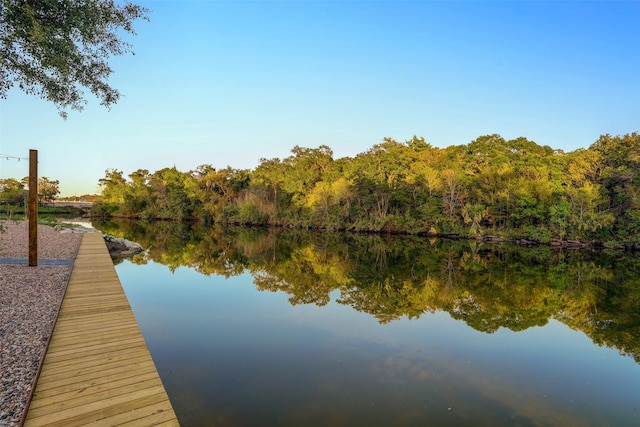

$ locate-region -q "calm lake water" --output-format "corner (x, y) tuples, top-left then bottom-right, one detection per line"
(97, 220), (640, 427)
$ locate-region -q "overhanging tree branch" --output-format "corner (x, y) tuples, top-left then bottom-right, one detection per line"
(0, 0), (148, 118)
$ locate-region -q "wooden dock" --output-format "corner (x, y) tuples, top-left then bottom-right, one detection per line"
(23, 233), (180, 426)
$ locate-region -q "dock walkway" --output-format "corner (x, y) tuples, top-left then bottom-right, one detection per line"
(24, 233), (179, 426)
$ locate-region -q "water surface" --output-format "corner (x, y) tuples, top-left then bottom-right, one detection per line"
(101, 220), (640, 426)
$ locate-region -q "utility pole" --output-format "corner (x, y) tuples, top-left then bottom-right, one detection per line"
(29, 149), (37, 266)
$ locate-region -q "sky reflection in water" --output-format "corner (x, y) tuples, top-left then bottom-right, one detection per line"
(116, 260), (640, 427)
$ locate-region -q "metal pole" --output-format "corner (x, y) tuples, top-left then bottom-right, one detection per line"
(29, 149), (38, 266)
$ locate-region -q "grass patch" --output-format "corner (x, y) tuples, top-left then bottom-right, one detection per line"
(1, 206), (88, 232)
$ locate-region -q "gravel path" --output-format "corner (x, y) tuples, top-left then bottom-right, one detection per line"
(0, 221), (84, 426)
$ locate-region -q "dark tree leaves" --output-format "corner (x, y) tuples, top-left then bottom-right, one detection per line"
(0, 0), (149, 117)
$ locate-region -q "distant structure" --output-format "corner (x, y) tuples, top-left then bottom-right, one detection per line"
(49, 200), (94, 209)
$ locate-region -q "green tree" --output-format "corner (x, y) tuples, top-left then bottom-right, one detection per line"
(305, 177), (352, 228)
(94, 168), (128, 216)
(590, 133), (640, 242)
(190, 165), (249, 221)
(0, 0), (148, 118)
(251, 157), (288, 224)
(123, 168), (152, 217)
(149, 167), (196, 220)
(0, 177), (26, 205)
(98, 168), (127, 204)
(549, 199), (571, 239)
(345, 138), (420, 231)
(281, 145), (333, 200)
(37, 176), (60, 203)
(440, 168), (464, 220)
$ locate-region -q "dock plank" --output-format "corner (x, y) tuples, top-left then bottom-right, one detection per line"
(24, 232), (180, 426)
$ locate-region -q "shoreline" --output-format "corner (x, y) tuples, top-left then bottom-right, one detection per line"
(94, 215), (639, 252)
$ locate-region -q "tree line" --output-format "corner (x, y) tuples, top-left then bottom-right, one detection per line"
(0, 177), (60, 205)
(93, 132), (640, 247)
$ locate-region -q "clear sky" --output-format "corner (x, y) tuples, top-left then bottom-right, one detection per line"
(1, 1), (639, 196)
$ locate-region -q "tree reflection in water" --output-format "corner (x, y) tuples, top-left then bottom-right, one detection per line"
(96, 219), (640, 363)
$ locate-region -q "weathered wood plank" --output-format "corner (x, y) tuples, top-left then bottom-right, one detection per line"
(25, 391), (173, 427)
(26, 378), (166, 417)
(46, 326), (142, 348)
(34, 355), (155, 386)
(40, 344), (149, 368)
(42, 336), (147, 360)
(24, 232), (179, 426)
(41, 339), (147, 365)
(28, 372), (162, 409)
(31, 364), (160, 397)
(36, 353), (152, 384)
(87, 399), (178, 426)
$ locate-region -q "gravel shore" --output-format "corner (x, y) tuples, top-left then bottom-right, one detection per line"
(0, 221), (84, 426)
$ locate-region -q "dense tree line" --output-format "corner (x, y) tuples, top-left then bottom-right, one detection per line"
(93, 132), (640, 247)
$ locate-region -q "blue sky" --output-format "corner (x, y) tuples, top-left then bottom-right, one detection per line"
(1, 1), (639, 196)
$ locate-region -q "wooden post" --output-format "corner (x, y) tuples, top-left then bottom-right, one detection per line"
(28, 149), (38, 266)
